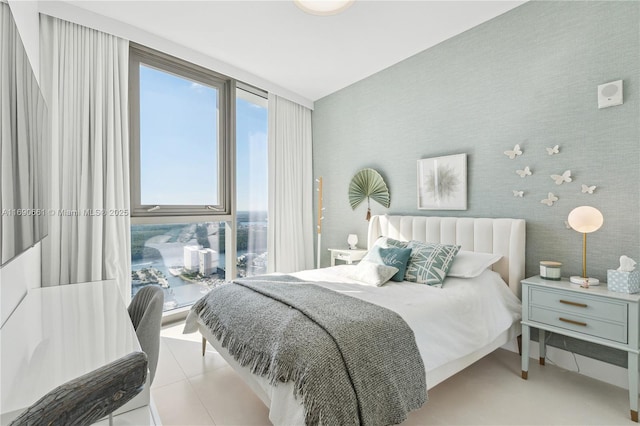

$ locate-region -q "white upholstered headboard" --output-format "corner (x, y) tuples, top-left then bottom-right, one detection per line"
(368, 215), (526, 298)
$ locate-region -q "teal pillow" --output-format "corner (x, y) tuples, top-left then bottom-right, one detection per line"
(376, 236), (408, 249)
(363, 246), (412, 282)
(405, 241), (461, 287)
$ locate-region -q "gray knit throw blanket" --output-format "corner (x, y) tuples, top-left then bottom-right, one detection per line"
(189, 275), (427, 426)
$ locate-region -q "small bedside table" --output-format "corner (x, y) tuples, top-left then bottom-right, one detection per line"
(328, 248), (367, 266)
(520, 275), (640, 422)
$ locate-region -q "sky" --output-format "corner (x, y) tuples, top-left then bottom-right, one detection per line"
(139, 65), (268, 212)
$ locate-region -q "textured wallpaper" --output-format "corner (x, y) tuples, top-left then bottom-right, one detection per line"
(313, 1), (639, 284)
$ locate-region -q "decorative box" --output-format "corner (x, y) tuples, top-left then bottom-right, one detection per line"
(607, 269), (640, 294)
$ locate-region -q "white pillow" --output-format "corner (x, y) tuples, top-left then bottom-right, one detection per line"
(447, 250), (502, 278)
(346, 261), (399, 286)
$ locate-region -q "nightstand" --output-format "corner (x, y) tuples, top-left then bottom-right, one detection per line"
(328, 248), (367, 266)
(521, 275), (640, 422)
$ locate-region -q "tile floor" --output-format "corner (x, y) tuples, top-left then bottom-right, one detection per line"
(152, 322), (634, 425)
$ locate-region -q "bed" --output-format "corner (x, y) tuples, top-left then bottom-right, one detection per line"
(184, 215), (526, 425)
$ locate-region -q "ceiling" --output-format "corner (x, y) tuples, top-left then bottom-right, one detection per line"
(66, 0), (526, 103)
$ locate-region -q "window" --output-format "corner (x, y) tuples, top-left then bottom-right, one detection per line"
(129, 46), (269, 311)
(236, 88), (268, 277)
(129, 45), (232, 217)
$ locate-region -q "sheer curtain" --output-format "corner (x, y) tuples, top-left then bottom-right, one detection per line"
(267, 94), (314, 273)
(40, 16), (131, 300)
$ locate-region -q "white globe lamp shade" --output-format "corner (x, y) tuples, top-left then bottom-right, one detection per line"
(294, 0), (354, 16)
(567, 206), (604, 233)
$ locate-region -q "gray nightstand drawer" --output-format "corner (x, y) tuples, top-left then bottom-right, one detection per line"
(530, 287), (627, 323)
(529, 306), (628, 343)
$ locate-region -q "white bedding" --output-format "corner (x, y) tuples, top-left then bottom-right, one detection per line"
(292, 266), (522, 373)
(187, 266), (522, 425)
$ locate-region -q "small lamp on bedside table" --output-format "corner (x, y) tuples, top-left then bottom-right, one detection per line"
(567, 206), (604, 286)
(347, 234), (358, 250)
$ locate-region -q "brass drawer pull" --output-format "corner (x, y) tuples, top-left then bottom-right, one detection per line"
(559, 299), (587, 308)
(559, 317), (587, 327)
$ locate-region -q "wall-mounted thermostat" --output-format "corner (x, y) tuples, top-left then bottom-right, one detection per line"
(598, 80), (623, 109)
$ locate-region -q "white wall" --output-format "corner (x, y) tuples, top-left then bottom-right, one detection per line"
(0, 243), (41, 327)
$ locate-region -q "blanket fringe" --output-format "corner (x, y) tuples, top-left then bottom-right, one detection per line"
(195, 303), (324, 425)
(191, 278), (427, 426)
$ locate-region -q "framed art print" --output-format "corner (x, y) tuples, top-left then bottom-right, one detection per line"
(417, 153), (467, 210)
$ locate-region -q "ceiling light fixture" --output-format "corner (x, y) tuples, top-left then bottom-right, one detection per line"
(294, 0), (354, 16)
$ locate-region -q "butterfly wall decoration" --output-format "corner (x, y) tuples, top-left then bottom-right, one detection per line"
(551, 170), (572, 185)
(504, 144), (522, 160)
(546, 145), (560, 155)
(581, 184), (596, 194)
(512, 190), (524, 197)
(541, 192), (558, 206)
(516, 166), (532, 178)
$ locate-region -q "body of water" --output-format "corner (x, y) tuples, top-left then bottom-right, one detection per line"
(131, 218), (267, 309)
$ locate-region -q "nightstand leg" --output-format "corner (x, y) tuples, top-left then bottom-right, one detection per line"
(629, 352), (638, 422)
(521, 324), (530, 380)
(539, 329), (546, 365)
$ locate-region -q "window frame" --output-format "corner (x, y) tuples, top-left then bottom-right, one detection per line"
(129, 44), (235, 219)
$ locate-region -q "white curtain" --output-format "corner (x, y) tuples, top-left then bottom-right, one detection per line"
(40, 16), (131, 301)
(267, 94), (314, 273)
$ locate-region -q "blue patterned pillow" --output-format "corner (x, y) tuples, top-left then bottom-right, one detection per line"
(362, 246), (412, 282)
(405, 241), (461, 287)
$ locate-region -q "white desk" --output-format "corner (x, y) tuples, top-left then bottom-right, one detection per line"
(0, 281), (150, 424)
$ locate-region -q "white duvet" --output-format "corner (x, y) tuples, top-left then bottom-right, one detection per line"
(292, 266), (522, 373)
(186, 266), (522, 424)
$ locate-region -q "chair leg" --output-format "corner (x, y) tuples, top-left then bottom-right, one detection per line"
(109, 413), (113, 426)
(202, 336), (206, 356)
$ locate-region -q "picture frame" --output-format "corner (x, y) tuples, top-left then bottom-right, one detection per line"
(417, 153), (467, 210)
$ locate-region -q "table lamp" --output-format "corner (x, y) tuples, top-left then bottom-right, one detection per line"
(567, 206), (603, 286)
(347, 234), (358, 250)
